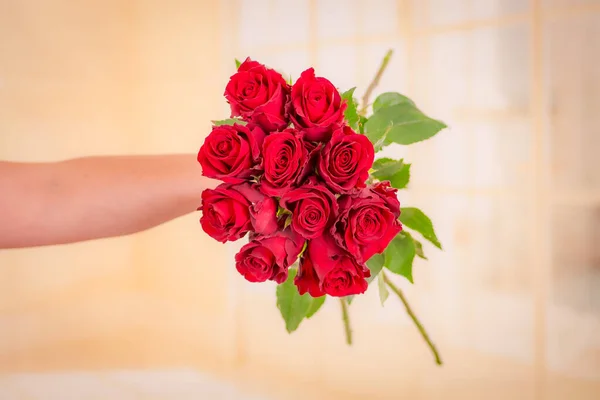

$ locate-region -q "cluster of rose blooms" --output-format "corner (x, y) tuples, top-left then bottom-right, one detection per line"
(198, 58), (402, 297)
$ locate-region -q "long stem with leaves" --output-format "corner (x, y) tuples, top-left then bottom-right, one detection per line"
(340, 297), (352, 345)
(383, 272), (442, 365)
(359, 49), (394, 116)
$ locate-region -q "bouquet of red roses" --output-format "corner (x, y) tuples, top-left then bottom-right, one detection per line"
(198, 51), (445, 365)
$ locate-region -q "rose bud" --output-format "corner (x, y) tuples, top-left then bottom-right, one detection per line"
(318, 125), (374, 194)
(198, 123), (265, 183)
(235, 230), (305, 284)
(199, 183), (278, 242)
(199, 184), (253, 243)
(289, 68), (346, 141)
(280, 177), (338, 239)
(259, 128), (309, 196)
(332, 183), (403, 263)
(225, 58), (291, 132)
(298, 234), (370, 297)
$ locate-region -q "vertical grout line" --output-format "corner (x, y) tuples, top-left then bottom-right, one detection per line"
(356, 0), (366, 95)
(308, 0), (318, 68)
(529, 0), (547, 399)
(399, 0), (416, 174)
(398, 1), (424, 394)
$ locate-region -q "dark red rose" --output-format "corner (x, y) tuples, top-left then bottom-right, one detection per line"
(280, 177), (338, 239)
(199, 184), (252, 243)
(370, 181), (401, 217)
(235, 183), (279, 236)
(333, 183), (402, 263)
(225, 58), (290, 132)
(289, 68), (346, 141)
(297, 234), (369, 297)
(259, 128), (309, 196)
(318, 126), (374, 193)
(295, 254), (325, 297)
(198, 123), (265, 183)
(298, 139), (322, 183)
(235, 230), (305, 284)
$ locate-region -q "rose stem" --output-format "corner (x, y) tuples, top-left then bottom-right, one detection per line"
(359, 49), (394, 116)
(340, 297), (353, 345)
(382, 272), (443, 365)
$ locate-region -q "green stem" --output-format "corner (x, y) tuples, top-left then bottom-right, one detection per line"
(340, 297), (353, 345)
(359, 49), (394, 116)
(383, 272), (443, 365)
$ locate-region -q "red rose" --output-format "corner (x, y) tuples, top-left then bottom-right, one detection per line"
(318, 126), (375, 193)
(297, 234), (369, 297)
(235, 230), (305, 284)
(298, 139), (322, 183)
(259, 128), (309, 196)
(199, 184), (252, 243)
(200, 183), (278, 242)
(333, 183), (402, 263)
(225, 58), (290, 132)
(295, 254), (325, 297)
(289, 68), (346, 141)
(370, 181), (401, 217)
(198, 123), (265, 183)
(235, 183), (279, 236)
(280, 177), (338, 239)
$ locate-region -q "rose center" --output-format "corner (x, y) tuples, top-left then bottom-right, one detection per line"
(356, 208), (383, 239)
(241, 81), (258, 97)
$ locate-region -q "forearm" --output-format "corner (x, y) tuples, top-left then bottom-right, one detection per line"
(0, 154), (212, 249)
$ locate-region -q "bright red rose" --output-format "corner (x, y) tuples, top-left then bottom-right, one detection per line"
(297, 235), (370, 297)
(259, 128), (309, 196)
(332, 183), (402, 263)
(289, 68), (346, 141)
(235, 183), (279, 236)
(370, 181), (401, 217)
(199, 184), (252, 243)
(225, 58), (290, 132)
(295, 255), (325, 297)
(280, 177), (338, 239)
(235, 230), (305, 284)
(198, 123), (265, 183)
(200, 183), (278, 242)
(318, 126), (375, 193)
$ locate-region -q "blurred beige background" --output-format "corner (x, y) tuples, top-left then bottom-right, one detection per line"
(0, 0), (599, 399)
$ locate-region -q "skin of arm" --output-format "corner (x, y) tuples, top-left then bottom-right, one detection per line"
(0, 154), (213, 249)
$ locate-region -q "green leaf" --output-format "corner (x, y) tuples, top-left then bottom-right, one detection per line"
(276, 269), (314, 333)
(358, 115), (368, 134)
(287, 74), (293, 85)
(384, 232), (416, 283)
(414, 238), (427, 260)
(346, 295), (354, 304)
(371, 158), (411, 189)
(306, 296), (326, 318)
(400, 207), (442, 249)
(373, 92), (415, 113)
(341, 87), (359, 129)
(212, 118), (247, 126)
(235, 58), (242, 69)
(377, 273), (389, 305)
(364, 103), (446, 147)
(366, 253), (384, 283)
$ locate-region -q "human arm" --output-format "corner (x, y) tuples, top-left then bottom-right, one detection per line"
(0, 154), (212, 249)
